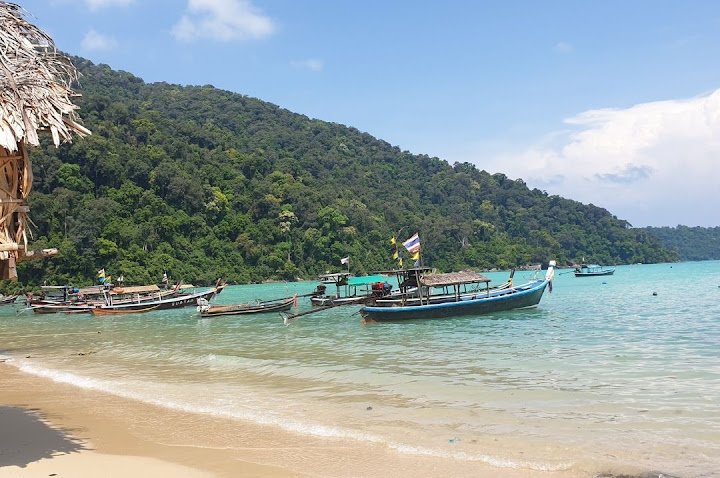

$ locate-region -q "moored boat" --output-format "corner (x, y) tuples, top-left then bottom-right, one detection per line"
(360, 262), (555, 322)
(28, 283), (184, 314)
(0, 294), (18, 305)
(574, 264), (615, 277)
(198, 296), (296, 317)
(310, 273), (391, 306)
(91, 281), (225, 315)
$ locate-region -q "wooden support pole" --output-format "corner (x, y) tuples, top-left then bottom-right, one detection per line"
(17, 248), (59, 263)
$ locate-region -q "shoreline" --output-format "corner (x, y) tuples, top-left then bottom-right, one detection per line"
(0, 361), (608, 478)
(0, 362), (296, 477)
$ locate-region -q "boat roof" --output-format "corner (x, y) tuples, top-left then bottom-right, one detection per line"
(420, 271), (491, 287)
(76, 285), (106, 295)
(347, 274), (386, 286)
(109, 284), (161, 295)
(318, 272), (351, 283)
(374, 267), (434, 274)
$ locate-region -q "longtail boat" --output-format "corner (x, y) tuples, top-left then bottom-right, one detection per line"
(360, 262), (555, 322)
(198, 296), (296, 317)
(91, 281), (226, 315)
(28, 283), (183, 314)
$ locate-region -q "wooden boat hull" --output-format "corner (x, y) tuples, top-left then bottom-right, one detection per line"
(200, 297), (294, 317)
(32, 304), (93, 314)
(360, 280), (548, 322)
(310, 295), (369, 307)
(91, 305), (160, 316)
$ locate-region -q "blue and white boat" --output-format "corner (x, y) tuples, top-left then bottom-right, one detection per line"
(359, 262), (555, 322)
(574, 263), (615, 277)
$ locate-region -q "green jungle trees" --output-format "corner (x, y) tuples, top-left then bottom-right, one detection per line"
(643, 226), (720, 261)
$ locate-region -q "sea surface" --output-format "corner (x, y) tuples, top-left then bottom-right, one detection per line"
(2, 261), (719, 477)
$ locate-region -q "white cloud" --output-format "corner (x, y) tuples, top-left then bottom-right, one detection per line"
(291, 59), (324, 72)
(81, 29), (117, 50)
(554, 42), (573, 54)
(48, 0), (134, 10)
(172, 0), (275, 42)
(85, 0), (134, 10)
(479, 89), (720, 227)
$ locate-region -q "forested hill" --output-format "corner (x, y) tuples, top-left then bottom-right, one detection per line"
(16, 58), (677, 286)
(643, 226), (720, 261)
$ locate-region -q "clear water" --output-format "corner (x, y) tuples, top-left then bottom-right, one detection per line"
(2, 261), (719, 476)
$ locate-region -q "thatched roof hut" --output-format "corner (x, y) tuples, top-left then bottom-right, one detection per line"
(0, 2), (90, 279)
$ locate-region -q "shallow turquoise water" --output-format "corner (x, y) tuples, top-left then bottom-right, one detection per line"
(2, 261), (719, 475)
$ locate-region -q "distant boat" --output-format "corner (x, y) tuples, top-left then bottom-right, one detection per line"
(0, 294), (18, 305)
(574, 264), (615, 277)
(359, 262), (555, 322)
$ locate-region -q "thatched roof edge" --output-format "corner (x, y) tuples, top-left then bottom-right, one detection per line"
(0, 2), (90, 152)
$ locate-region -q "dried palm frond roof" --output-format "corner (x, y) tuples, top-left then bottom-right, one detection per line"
(0, 1), (90, 152)
(420, 271), (491, 287)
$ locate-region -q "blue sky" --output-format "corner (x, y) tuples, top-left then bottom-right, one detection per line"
(19, 0), (720, 227)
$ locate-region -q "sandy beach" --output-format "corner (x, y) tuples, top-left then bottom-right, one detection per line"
(0, 363), (295, 478)
(0, 361), (603, 478)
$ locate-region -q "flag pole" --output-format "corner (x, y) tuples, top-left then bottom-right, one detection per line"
(395, 227), (405, 270)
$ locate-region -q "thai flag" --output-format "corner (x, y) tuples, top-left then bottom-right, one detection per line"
(402, 233), (421, 254)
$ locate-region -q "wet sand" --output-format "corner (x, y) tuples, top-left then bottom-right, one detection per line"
(0, 363), (292, 477)
(0, 362), (651, 478)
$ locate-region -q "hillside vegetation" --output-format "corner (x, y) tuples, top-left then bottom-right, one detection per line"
(644, 226), (720, 261)
(15, 58), (677, 287)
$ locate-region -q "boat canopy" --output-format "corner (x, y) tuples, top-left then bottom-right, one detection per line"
(347, 274), (386, 286)
(76, 285), (106, 295)
(420, 271), (491, 287)
(110, 284), (161, 295)
(318, 272), (351, 283)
